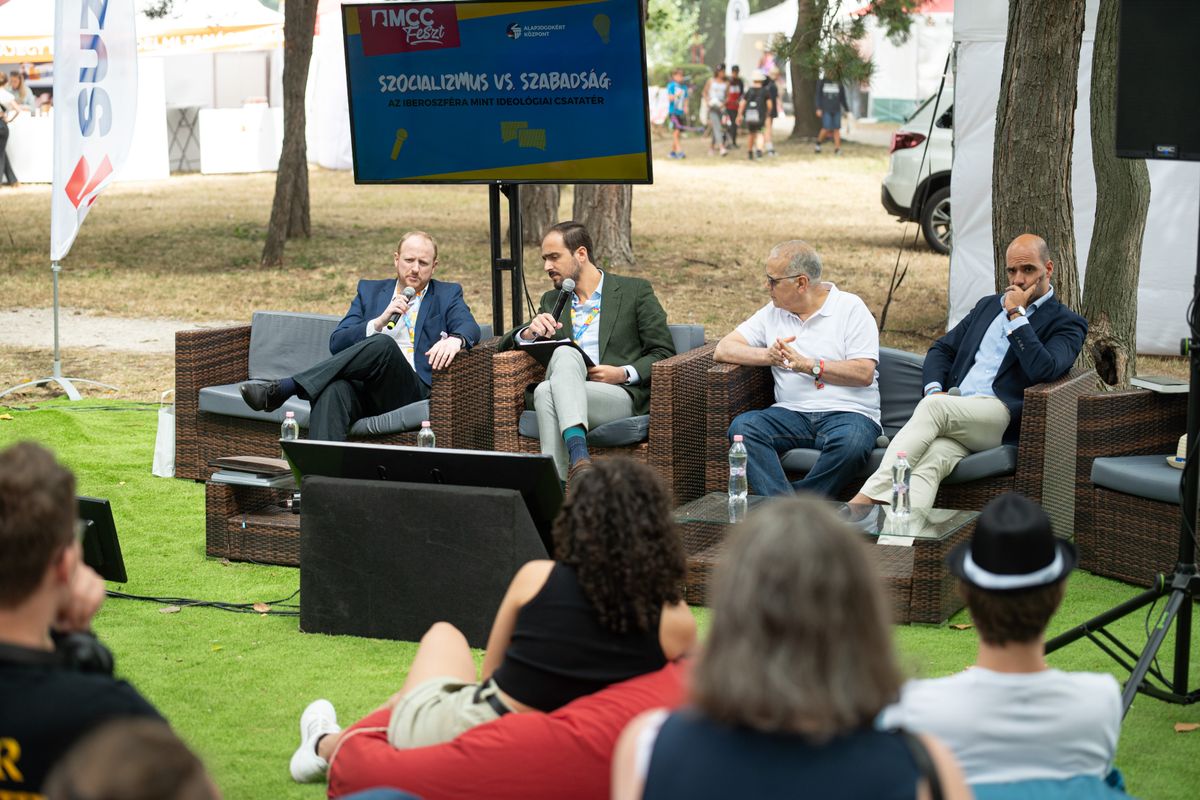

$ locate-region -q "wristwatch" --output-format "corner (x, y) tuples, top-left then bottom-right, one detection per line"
(1007, 305), (1026, 319)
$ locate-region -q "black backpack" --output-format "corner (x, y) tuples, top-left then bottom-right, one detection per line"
(744, 88), (764, 125)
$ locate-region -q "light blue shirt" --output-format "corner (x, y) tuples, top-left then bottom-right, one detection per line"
(926, 288), (1054, 398)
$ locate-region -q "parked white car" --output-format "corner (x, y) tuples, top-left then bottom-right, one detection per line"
(881, 89), (953, 254)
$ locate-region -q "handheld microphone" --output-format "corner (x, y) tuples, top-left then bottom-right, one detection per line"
(540, 278), (575, 339)
(948, 386), (961, 396)
(386, 286), (418, 331)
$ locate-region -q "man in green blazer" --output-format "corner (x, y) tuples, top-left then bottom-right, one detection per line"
(498, 221), (676, 483)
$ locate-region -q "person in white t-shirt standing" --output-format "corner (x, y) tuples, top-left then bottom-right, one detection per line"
(879, 493), (1122, 789)
(714, 240), (881, 497)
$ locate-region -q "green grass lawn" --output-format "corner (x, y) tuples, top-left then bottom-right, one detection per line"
(1, 401), (1198, 799)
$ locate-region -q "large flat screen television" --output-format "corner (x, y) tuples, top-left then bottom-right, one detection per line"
(341, 0), (653, 183)
(282, 440), (564, 552)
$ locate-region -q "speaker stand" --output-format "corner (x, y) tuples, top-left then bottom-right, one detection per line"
(1045, 170), (1200, 714)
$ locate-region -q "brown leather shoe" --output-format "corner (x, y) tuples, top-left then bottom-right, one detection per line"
(566, 457), (594, 493)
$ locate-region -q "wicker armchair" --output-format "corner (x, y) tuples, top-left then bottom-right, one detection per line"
(492, 337), (717, 504)
(1073, 388), (1188, 585)
(703, 359), (1097, 530)
(175, 325), (499, 482)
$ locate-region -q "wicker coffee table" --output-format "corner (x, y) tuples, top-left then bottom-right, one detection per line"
(205, 481), (300, 566)
(674, 493), (978, 624)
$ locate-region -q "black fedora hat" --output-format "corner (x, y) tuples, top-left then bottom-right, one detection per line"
(946, 493), (1077, 591)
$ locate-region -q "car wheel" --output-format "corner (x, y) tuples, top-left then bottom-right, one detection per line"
(920, 186), (952, 255)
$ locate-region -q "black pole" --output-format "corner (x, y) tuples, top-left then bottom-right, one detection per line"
(488, 183), (525, 334)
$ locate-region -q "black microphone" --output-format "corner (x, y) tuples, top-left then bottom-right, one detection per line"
(539, 278), (575, 339)
(386, 286), (417, 331)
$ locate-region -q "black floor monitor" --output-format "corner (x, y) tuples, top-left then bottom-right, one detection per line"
(282, 441), (564, 552)
(77, 496), (128, 583)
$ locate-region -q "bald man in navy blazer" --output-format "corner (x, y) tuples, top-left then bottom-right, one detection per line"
(239, 231), (481, 441)
(852, 234), (1087, 508)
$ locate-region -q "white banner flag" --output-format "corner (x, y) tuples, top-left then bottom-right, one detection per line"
(51, 0), (139, 261)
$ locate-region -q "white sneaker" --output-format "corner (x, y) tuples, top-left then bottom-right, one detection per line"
(289, 699), (340, 783)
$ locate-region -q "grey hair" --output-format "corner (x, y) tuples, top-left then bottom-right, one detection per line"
(690, 497), (902, 739)
(769, 240), (822, 281)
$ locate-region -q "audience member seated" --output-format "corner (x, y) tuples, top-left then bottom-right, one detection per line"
(0, 442), (163, 797)
(880, 493), (1122, 789)
(43, 718), (219, 800)
(611, 497), (970, 800)
(290, 458), (696, 784)
(715, 240), (881, 498)
(327, 662), (686, 799)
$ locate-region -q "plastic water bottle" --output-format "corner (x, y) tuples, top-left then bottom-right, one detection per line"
(280, 411), (299, 457)
(417, 420), (437, 448)
(891, 451), (911, 517)
(728, 435), (748, 522)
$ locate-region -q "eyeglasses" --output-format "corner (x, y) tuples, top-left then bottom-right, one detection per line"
(765, 272), (805, 288)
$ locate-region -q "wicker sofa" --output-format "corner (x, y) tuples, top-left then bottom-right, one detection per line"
(175, 311), (496, 481)
(703, 348), (1097, 527)
(1073, 388), (1188, 585)
(491, 324), (715, 504)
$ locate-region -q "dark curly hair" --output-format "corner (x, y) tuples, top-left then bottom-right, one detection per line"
(552, 458), (685, 635)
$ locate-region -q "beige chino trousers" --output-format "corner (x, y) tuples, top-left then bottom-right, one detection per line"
(533, 347), (633, 480)
(859, 393), (1010, 508)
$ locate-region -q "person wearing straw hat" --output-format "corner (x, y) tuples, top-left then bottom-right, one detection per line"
(879, 493), (1122, 788)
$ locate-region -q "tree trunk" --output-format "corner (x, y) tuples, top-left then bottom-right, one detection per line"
(262, 0), (318, 267)
(1080, 0), (1150, 386)
(518, 184), (561, 246)
(572, 185), (634, 268)
(991, 0), (1086, 308)
(788, 0), (820, 140)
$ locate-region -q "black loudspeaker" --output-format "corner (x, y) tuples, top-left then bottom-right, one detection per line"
(1115, 0), (1200, 161)
(299, 476), (548, 648)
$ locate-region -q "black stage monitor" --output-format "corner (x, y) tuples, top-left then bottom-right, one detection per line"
(77, 496), (128, 583)
(1116, 0), (1200, 161)
(282, 440), (563, 552)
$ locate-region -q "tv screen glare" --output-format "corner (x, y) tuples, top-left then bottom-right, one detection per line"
(341, 0), (653, 184)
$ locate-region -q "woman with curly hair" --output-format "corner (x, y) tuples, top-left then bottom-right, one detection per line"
(289, 458), (696, 784)
(611, 497), (970, 800)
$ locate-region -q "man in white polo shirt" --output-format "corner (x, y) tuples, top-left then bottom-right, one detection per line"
(715, 240), (881, 497)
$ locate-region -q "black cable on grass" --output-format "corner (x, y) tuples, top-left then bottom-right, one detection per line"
(106, 588), (301, 617)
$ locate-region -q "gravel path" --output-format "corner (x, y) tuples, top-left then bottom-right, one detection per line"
(0, 308), (238, 353)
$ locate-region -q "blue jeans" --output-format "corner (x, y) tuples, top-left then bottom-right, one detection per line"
(729, 406), (880, 498)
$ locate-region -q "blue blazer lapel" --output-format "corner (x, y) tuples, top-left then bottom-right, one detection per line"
(997, 296), (1060, 376)
(598, 276), (621, 363)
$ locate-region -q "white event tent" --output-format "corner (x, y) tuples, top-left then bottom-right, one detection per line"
(0, 0), (286, 180)
(722, 0), (953, 121)
(951, 1), (1197, 354)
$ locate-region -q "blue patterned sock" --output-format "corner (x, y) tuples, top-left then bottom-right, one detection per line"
(564, 426), (589, 464)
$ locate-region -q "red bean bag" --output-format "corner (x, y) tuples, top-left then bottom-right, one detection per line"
(327, 661), (686, 799)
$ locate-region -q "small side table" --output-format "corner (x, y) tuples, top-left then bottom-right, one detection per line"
(674, 493), (978, 624)
(205, 481), (300, 566)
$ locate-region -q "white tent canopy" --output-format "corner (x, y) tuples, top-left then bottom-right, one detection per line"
(722, 0), (953, 120)
(951, 0), (1197, 355)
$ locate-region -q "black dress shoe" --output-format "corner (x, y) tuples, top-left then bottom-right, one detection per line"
(239, 380), (286, 412)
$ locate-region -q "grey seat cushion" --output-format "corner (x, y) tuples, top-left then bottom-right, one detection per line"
(1091, 455), (1181, 505)
(780, 444), (1017, 485)
(518, 410), (650, 447)
(247, 311), (339, 379)
(878, 347), (925, 438)
(669, 324), (705, 355)
(200, 384), (427, 435)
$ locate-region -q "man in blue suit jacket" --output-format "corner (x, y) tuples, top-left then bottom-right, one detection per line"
(239, 231), (481, 441)
(851, 234), (1087, 508)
